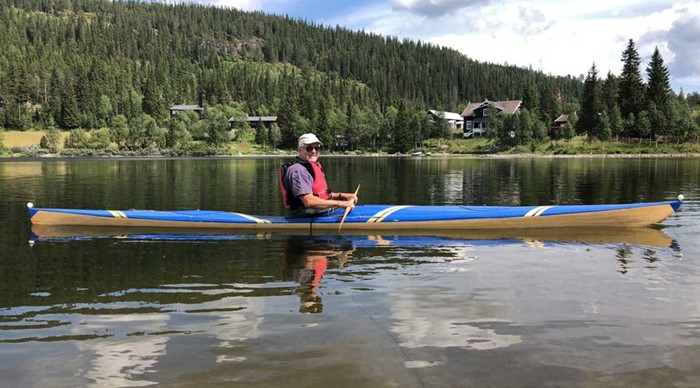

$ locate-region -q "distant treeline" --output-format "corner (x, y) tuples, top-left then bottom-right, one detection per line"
(0, 0), (698, 154)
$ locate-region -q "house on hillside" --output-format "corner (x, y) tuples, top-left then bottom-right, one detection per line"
(427, 110), (464, 134)
(170, 104), (203, 118)
(460, 99), (522, 138)
(228, 115), (278, 130)
(551, 114), (570, 137)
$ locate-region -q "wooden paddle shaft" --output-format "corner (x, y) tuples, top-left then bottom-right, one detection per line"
(338, 184), (360, 231)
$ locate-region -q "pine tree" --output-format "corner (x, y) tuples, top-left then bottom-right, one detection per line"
(314, 100), (332, 148)
(254, 118), (266, 146)
(392, 100), (411, 153)
(381, 106), (398, 149)
(624, 113), (636, 138)
(618, 39), (645, 118)
(142, 76), (167, 122)
(645, 47), (671, 107)
(577, 63), (603, 137)
(601, 71), (619, 113)
(408, 112), (423, 149)
(3, 97), (23, 130)
(539, 83), (560, 124)
(0, 100), (5, 130)
(517, 109), (535, 145)
(60, 73), (82, 129)
(596, 110), (611, 141)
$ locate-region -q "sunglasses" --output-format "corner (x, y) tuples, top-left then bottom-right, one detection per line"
(305, 145), (322, 152)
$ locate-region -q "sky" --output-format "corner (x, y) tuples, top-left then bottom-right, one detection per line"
(190, 0), (700, 94)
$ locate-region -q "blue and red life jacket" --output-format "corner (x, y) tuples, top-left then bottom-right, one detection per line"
(279, 159), (331, 210)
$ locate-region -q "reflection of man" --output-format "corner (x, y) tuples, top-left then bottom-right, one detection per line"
(282, 237), (355, 314)
(295, 254), (328, 314)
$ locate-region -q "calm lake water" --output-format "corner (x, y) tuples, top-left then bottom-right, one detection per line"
(1, 156), (699, 387)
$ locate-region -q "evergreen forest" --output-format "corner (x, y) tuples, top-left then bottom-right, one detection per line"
(1, 0), (698, 155)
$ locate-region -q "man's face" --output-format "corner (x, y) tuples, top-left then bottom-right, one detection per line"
(299, 142), (322, 162)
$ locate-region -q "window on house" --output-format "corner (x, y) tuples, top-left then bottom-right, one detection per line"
(483, 108), (489, 116)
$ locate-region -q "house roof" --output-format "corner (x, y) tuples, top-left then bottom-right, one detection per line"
(554, 114), (569, 123)
(170, 104), (202, 111)
(496, 100), (522, 114)
(461, 100), (523, 117)
(428, 110), (463, 121)
(461, 102), (483, 117)
(228, 115), (278, 123)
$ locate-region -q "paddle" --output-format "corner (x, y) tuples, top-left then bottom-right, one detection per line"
(338, 184), (360, 232)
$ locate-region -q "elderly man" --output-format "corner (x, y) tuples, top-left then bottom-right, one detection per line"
(280, 133), (358, 216)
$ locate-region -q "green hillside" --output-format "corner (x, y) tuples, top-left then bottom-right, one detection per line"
(0, 0), (585, 149)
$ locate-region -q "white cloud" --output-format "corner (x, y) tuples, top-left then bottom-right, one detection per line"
(326, 4), (411, 36)
(390, 0), (493, 18)
(648, 10), (700, 90)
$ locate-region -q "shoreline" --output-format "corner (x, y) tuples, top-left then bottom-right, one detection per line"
(2, 152), (700, 162)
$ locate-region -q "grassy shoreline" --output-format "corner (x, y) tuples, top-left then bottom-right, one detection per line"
(2, 130), (700, 158)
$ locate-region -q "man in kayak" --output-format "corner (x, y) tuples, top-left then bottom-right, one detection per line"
(280, 133), (358, 216)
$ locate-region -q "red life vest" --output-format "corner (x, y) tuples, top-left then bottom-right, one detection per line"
(279, 160), (332, 209)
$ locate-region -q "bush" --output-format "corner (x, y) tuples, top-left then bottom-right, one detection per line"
(166, 119), (192, 148)
(21, 145), (50, 157)
(89, 128), (112, 149)
(40, 127), (62, 151)
(109, 115), (129, 149)
(64, 129), (90, 149)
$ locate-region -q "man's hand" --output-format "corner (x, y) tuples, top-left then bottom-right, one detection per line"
(343, 193), (359, 204)
(340, 199), (355, 210)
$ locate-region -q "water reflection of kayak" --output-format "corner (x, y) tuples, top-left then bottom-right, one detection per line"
(30, 225), (675, 248)
(27, 197), (683, 230)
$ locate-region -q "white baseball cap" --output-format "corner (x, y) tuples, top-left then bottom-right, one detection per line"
(298, 133), (323, 148)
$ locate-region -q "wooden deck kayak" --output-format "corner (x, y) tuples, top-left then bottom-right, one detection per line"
(27, 196), (683, 231)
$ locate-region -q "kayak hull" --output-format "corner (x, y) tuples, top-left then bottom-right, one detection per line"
(28, 200), (682, 230)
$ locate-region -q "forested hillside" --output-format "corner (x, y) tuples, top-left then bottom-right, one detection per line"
(0, 0), (589, 151)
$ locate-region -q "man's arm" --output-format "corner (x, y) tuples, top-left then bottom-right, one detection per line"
(299, 193), (356, 210)
(287, 166), (358, 209)
(330, 192), (359, 203)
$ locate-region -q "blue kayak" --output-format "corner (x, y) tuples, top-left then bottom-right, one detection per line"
(27, 196), (683, 230)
